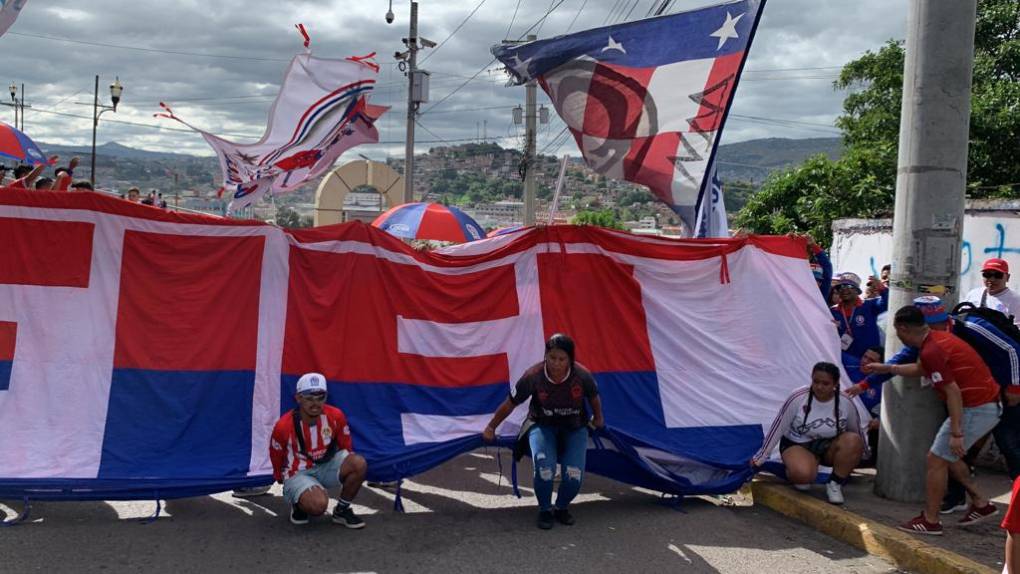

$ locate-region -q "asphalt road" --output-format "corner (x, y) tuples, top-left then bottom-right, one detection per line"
(0, 450), (900, 573)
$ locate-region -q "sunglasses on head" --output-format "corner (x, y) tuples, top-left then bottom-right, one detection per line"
(300, 392), (327, 402)
(983, 271), (1004, 279)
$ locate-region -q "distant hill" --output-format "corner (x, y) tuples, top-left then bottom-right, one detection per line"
(716, 137), (843, 183)
(28, 136), (843, 216)
(39, 141), (194, 162)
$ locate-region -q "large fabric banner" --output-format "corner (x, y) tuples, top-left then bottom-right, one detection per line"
(0, 189), (849, 501)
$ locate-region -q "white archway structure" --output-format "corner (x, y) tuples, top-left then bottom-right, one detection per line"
(314, 160), (405, 226)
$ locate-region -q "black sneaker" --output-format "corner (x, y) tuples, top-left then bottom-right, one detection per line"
(554, 508), (575, 525)
(537, 510), (554, 530)
(290, 504), (309, 525)
(332, 504), (365, 529)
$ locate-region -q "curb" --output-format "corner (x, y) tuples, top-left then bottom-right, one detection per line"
(750, 480), (996, 574)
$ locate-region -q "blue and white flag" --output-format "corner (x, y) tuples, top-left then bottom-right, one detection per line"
(492, 0), (765, 231)
(694, 161), (729, 238)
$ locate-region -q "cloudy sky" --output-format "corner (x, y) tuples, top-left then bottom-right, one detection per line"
(0, 0), (908, 159)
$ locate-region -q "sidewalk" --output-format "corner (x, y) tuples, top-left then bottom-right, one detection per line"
(751, 468), (1012, 573)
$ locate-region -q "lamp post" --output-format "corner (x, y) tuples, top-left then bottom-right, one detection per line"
(387, 1), (433, 204)
(90, 75), (123, 187)
(8, 83), (15, 127)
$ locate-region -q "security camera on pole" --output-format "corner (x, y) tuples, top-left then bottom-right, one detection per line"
(388, 1), (433, 204)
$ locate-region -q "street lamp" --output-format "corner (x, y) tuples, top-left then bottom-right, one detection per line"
(3, 83), (18, 128)
(8, 83), (15, 127)
(91, 75), (123, 187)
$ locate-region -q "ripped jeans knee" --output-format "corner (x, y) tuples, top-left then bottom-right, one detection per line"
(563, 464), (583, 484)
(534, 453), (556, 483)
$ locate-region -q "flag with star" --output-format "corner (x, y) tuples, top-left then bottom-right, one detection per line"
(492, 0), (765, 232)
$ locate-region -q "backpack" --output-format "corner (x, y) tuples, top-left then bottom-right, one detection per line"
(951, 302), (1020, 392)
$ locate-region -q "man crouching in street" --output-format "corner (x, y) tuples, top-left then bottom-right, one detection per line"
(270, 372), (368, 527)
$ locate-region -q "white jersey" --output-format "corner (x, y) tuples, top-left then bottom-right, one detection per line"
(964, 287), (1020, 326)
(753, 386), (867, 463)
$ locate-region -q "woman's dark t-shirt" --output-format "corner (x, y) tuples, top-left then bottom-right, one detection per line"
(510, 362), (599, 429)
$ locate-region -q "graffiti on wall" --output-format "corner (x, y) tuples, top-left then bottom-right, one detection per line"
(831, 215), (1020, 298)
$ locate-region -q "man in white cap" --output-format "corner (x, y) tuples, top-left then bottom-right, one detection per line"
(269, 372), (368, 527)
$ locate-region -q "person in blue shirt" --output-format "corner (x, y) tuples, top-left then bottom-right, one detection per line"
(832, 271), (889, 363)
(811, 244), (833, 304)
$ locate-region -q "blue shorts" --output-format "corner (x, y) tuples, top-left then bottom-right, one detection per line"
(930, 402), (1001, 462)
(282, 450), (350, 505)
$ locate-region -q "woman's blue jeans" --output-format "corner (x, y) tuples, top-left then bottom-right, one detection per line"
(528, 424), (588, 511)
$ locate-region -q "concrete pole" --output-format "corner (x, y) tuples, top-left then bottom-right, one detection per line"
(523, 35), (537, 226)
(403, 1), (419, 204)
(875, 0), (977, 502)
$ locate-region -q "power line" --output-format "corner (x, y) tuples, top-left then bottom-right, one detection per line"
(419, 0), (489, 65)
(7, 31), (293, 62)
(566, 0), (590, 33)
(505, 0), (525, 40)
(622, 0), (642, 21)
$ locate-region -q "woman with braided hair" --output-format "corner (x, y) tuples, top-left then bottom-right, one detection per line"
(751, 362), (868, 505)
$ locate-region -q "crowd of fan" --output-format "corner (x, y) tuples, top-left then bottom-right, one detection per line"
(756, 235), (1020, 549)
(0, 158), (166, 208)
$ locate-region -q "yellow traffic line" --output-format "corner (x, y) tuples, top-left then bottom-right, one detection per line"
(750, 480), (996, 574)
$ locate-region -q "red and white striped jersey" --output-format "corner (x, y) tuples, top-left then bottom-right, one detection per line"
(269, 405), (354, 481)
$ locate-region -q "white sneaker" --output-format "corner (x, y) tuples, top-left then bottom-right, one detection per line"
(793, 483), (811, 492)
(825, 481), (845, 505)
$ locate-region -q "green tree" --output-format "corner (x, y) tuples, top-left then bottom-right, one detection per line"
(276, 205), (310, 228)
(735, 0), (1020, 243)
(571, 209), (624, 230)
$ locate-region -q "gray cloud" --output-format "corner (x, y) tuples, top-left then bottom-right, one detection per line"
(1, 0), (908, 159)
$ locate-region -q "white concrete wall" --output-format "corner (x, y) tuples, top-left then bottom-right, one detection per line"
(831, 211), (1020, 296)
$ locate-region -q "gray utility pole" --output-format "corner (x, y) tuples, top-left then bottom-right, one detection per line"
(876, 0), (978, 502)
(523, 34), (537, 226)
(403, 1), (419, 204)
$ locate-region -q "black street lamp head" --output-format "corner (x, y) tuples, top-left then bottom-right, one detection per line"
(109, 77), (123, 110)
(8, 82), (15, 102)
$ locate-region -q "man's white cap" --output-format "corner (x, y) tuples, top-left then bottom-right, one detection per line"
(296, 372), (328, 395)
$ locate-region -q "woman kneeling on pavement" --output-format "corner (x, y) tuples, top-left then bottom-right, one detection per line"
(482, 333), (605, 530)
(751, 361), (869, 505)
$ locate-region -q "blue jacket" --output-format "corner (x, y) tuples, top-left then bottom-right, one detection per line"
(832, 288), (889, 360)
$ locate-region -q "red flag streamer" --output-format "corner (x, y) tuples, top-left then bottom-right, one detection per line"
(295, 24), (310, 49)
(347, 52), (380, 73)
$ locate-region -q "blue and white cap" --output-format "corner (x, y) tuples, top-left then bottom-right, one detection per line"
(296, 372), (328, 395)
(913, 296), (949, 324)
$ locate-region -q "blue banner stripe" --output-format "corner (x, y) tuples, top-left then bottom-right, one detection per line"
(0, 360), (10, 391)
(98, 369), (255, 479)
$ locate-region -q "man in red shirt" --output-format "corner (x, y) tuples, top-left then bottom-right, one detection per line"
(869, 305), (1002, 535)
(269, 372), (368, 527)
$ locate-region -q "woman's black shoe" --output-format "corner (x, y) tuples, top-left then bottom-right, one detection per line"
(554, 508), (575, 525)
(537, 510), (554, 530)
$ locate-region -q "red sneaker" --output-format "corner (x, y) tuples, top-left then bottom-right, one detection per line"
(897, 512), (943, 536)
(959, 503), (999, 526)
